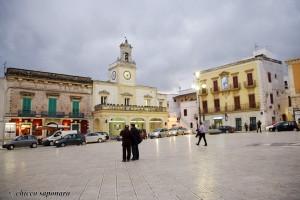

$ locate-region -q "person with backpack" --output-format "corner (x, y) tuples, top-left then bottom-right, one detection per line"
(130, 124), (142, 160)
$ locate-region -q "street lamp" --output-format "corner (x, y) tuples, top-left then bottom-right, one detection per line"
(192, 71), (207, 128)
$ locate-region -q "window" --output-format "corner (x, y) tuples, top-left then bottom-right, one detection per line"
(125, 98), (130, 106)
(72, 100), (80, 114)
(276, 91), (279, 96)
(233, 76), (239, 88)
(214, 99), (220, 112)
(247, 73), (253, 86)
(268, 72), (272, 83)
(159, 101), (163, 107)
(202, 100), (208, 113)
(234, 96), (241, 110)
(248, 94), (256, 108)
(284, 81), (288, 89)
(22, 97), (32, 112)
(144, 99), (151, 106)
(275, 74), (277, 79)
(213, 80), (218, 91)
(125, 52), (129, 61)
(101, 96), (107, 104)
(190, 123), (193, 128)
(48, 98), (57, 114)
(270, 93), (274, 104)
(288, 96), (292, 107)
(183, 109), (187, 116)
(278, 104), (280, 109)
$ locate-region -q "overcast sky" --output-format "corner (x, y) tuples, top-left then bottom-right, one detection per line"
(0, 0), (300, 93)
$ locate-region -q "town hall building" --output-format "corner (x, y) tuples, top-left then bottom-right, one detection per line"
(92, 39), (168, 135)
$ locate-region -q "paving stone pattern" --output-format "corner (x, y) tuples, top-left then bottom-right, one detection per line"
(0, 132), (300, 200)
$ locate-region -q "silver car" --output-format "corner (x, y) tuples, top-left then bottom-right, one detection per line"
(149, 128), (169, 138)
(85, 132), (107, 143)
(2, 135), (38, 150)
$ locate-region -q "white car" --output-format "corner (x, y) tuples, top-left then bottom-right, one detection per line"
(168, 128), (179, 136)
(85, 132), (107, 143)
(149, 128), (169, 138)
(42, 130), (78, 146)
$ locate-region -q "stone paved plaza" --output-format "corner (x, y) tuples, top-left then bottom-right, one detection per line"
(1, 132), (300, 200)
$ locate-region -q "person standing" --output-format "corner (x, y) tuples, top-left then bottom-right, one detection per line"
(244, 122), (248, 132)
(130, 124), (141, 160)
(257, 120), (262, 133)
(196, 122), (207, 146)
(120, 125), (132, 162)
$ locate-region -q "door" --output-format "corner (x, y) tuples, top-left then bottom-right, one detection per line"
(250, 117), (256, 131)
(235, 118), (242, 131)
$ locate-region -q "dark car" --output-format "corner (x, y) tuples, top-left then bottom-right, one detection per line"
(2, 135), (38, 150)
(271, 121), (299, 132)
(110, 135), (122, 141)
(218, 126), (235, 133)
(55, 133), (86, 147)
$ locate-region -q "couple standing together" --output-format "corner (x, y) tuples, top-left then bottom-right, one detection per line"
(120, 124), (141, 162)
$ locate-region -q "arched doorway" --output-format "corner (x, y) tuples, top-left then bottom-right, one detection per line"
(109, 118), (126, 136)
(94, 118), (100, 132)
(130, 118), (145, 130)
(149, 118), (163, 132)
(282, 114), (287, 121)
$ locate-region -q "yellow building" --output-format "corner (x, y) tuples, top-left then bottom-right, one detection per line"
(286, 58), (300, 123)
(92, 39), (168, 135)
(195, 54), (288, 131)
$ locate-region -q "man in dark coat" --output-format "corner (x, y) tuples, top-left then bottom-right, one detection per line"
(257, 120), (262, 133)
(120, 125), (132, 162)
(130, 124), (141, 160)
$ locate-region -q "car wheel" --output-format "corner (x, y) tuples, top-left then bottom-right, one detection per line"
(158, 134), (162, 138)
(8, 145), (14, 150)
(81, 141), (86, 145)
(98, 138), (103, 143)
(225, 130), (228, 133)
(31, 143), (37, 148)
(49, 141), (54, 146)
(61, 143), (65, 147)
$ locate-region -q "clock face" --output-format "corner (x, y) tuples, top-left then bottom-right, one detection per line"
(111, 71), (116, 80)
(123, 71), (131, 80)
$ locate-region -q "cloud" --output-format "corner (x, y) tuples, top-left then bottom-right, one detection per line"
(0, 0), (300, 93)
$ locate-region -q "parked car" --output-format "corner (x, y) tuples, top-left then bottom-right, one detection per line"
(266, 121), (284, 131)
(110, 135), (122, 141)
(149, 128), (169, 138)
(42, 130), (77, 146)
(208, 129), (222, 135)
(179, 127), (192, 135)
(168, 127), (179, 136)
(97, 132), (109, 140)
(85, 132), (107, 143)
(271, 121), (299, 132)
(2, 135), (38, 150)
(218, 126), (235, 133)
(55, 133), (86, 147)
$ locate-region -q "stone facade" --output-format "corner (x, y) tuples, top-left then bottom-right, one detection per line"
(286, 58), (300, 123)
(195, 52), (288, 130)
(4, 68), (93, 137)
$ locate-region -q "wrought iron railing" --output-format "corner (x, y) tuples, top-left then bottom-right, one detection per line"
(18, 110), (36, 117)
(69, 112), (85, 118)
(41, 111), (65, 118)
(203, 103), (260, 114)
(95, 104), (167, 112)
(244, 80), (256, 88)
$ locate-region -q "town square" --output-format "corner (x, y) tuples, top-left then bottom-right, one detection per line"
(0, 0), (300, 200)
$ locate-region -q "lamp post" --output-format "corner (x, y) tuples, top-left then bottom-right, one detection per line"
(192, 71), (207, 128)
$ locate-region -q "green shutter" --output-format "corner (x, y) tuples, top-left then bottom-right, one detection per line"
(48, 98), (57, 114)
(72, 101), (79, 114)
(22, 97), (31, 112)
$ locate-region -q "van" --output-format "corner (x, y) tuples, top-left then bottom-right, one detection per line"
(42, 130), (78, 146)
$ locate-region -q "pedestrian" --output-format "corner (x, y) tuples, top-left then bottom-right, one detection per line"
(244, 122), (248, 132)
(120, 125), (132, 162)
(195, 122), (207, 146)
(257, 120), (262, 133)
(130, 124), (142, 160)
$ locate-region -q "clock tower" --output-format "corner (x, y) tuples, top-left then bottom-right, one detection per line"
(108, 39), (137, 86)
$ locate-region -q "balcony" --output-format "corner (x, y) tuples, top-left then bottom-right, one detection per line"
(69, 112), (85, 118)
(230, 83), (241, 91)
(244, 80), (256, 88)
(204, 103), (260, 114)
(18, 110), (36, 117)
(199, 89), (208, 96)
(210, 87), (220, 94)
(41, 111), (65, 118)
(94, 104), (167, 112)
